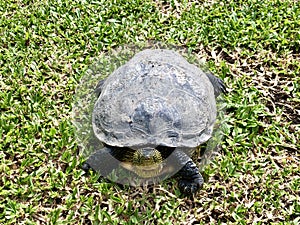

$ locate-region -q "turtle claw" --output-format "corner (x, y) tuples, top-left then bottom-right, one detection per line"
(82, 162), (92, 173)
(179, 178), (203, 194)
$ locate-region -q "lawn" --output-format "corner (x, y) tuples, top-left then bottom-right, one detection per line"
(0, 0), (299, 224)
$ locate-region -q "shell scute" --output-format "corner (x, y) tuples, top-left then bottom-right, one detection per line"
(93, 49), (217, 148)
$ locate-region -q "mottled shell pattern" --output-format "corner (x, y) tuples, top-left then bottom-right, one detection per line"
(92, 49), (216, 148)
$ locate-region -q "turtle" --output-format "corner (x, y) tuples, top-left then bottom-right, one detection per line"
(82, 49), (227, 194)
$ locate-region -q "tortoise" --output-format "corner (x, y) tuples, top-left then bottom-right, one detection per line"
(82, 49), (227, 193)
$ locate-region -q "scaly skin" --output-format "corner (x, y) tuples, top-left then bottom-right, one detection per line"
(82, 147), (203, 194)
(178, 161), (204, 194)
(82, 147), (119, 176)
(166, 149), (204, 194)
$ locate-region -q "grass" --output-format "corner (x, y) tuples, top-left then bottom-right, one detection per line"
(0, 0), (299, 224)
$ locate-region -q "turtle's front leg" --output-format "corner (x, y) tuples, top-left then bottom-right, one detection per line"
(178, 161), (204, 194)
(168, 150), (204, 194)
(82, 146), (120, 177)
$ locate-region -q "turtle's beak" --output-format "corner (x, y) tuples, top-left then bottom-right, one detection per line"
(140, 148), (158, 159)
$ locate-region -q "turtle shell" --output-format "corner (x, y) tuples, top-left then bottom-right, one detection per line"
(92, 49), (217, 148)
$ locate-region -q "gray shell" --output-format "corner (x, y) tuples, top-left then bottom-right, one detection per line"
(93, 49), (217, 148)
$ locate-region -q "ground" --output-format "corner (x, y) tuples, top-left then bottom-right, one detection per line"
(0, 0), (299, 224)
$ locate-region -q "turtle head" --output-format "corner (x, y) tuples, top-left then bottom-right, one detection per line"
(132, 147), (163, 178)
